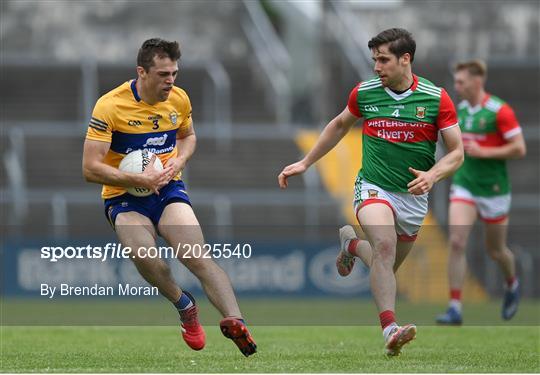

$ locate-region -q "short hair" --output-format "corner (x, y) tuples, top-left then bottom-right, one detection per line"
(454, 59), (487, 78)
(137, 38), (181, 72)
(368, 28), (416, 62)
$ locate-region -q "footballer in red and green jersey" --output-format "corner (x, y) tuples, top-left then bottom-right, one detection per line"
(452, 94), (521, 196)
(348, 74), (458, 193)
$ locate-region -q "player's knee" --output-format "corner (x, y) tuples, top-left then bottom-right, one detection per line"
(449, 235), (466, 253)
(372, 239), (396, 263)
(179, 255), (211, 274)
(486, 245), (505, 260)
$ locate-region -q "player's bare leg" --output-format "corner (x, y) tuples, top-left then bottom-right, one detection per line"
(394, 240), (415, 272)
(358, 203), (416, 356)
(158, 202), (256, 356)
(436, 201), (476, 325)
(115, 211), (205, 350)
(358, 203), (397, 313)
(485, 218), (519, 320)
(158, 202), (241, 317)
(115, 212), (181, 302)
(337, 227), (412, 275)
(485, 218), (515, 281)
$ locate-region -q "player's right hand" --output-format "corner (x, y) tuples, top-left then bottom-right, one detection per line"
(278, 161), (308, 189)
(140, 155), (175, 194)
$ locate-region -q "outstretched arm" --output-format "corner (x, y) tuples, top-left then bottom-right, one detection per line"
(278, 108), (360, 189)
(407, 126), (464, 195)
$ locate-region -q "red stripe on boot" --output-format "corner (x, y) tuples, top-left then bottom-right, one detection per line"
(379, 310), (396, 330)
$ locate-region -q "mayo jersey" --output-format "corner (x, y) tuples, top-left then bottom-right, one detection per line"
(348, 75), (458, 193)
(452, 94), (521, 196)
(85, 79), (193, 199)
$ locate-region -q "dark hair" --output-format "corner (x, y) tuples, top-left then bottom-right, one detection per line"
(137, 38), (181, 71)
(368, 28), (416, 62)
(455, 59), (487, 78)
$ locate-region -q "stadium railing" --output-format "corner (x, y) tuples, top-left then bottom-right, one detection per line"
(241, 0), (291, 127)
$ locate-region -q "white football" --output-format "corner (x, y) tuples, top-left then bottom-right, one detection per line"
(118, 149), (163, 197)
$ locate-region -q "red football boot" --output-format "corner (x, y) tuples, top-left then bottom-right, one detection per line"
(220, 317), (257, 357)
(179, 292), (205, 351)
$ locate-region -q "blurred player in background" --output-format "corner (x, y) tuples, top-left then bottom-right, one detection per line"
(279, 28), (463, 356)
(82, 38), (256, 356)
(436, 60), (526, 325)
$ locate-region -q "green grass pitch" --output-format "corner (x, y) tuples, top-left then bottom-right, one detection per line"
(2, 325), (539, 372)
(1, 299), (539, 372)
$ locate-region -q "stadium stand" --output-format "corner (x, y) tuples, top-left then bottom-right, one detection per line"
(1, 0), (538, 297)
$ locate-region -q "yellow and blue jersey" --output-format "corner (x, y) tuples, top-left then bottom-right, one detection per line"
(85, 79), (192, 199)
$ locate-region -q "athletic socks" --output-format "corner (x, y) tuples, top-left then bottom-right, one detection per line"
(343, 238), (359, 256)
(380, 310), (397, 340)
(506, 276), (519, 292)
(449, 289), (462, 312)
(347, 239), (360, 255)
(174, 291), (194, 313)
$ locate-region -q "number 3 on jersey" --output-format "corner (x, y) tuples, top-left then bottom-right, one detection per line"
(152, 119), (159, 129)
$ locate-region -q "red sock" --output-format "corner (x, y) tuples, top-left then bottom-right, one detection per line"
(347, 239), (359, 255)
(379, 310), (396, 330)
(506, 276), (517, 288)
(450, 289), (461, 301)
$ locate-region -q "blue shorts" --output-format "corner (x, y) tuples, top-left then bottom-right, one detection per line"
(104, 180), (191, 228)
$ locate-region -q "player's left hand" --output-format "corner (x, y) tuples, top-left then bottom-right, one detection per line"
(278, 161), (308, 189)
(407, 167), (436, 195)
(164, 158), (186, 180)
(463, 140), (485, 158)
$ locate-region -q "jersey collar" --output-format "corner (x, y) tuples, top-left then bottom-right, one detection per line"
(383, 74), (418, 101)
(465, 93), (490, 115)
(130, 79), (141, 102)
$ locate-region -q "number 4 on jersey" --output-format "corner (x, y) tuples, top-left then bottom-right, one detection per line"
(391, 109), (400, 117)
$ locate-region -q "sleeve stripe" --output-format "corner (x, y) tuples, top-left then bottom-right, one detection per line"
(91, 117), (109, 127)
(89, 119), (108, 129)
(88, 124), (107, 132)
(503, 127), (522, 139)
(440, 123), (459, 131)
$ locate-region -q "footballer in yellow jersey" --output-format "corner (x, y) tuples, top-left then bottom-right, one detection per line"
(82, 38), (257, 357)
(86, 79), (193, 200)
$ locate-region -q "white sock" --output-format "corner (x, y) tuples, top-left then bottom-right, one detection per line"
(449, 299), (462, 313)
(383, 323), (398, 341)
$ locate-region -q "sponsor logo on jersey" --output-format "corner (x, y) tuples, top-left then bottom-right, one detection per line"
(416, 106), (426, 119)
(128, 120), (143, 127)
(121, 202), (128, 207)
(169, 111), (178, 125)
(364, 105), (379, 112)
(143, 134), (168, 147)
(389, 105), (405, 109)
